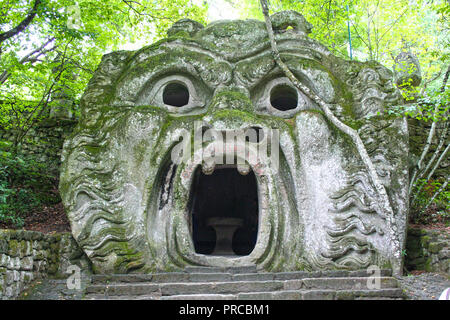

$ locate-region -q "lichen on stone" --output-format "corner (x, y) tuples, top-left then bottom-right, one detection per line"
(60, 11), (410, 274)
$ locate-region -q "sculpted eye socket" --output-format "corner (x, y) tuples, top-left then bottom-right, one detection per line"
(163, 82), (190, 107)
(137, 74), (209, 113)
(270, 84), (298, 111)
(252, 77), (307, 118)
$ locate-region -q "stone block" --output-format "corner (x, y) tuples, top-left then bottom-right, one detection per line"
(8, 240), (19, 257)
(18, 240), (28, 258)
(420, 236), (431, 248)
(4, 286), (13, 298)
(0, 254), (9, 267)
(407, 228), (422, 237)
(13, 270), (20, 282)
(23, 272), (33, 283)
(25, 241), (33, 256)
(429, 242), (446, 254)
(5, 271), (14, 285)
(0, 240), (7, 254)
(0, 274), (4, 294)
(21, 256), (34, 271)
(8, 257), (20, 270)
(438, 249), (449, 259)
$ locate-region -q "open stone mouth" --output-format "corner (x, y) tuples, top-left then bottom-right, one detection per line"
(187, 164), (259, 257)
(154, 133), (276, 267)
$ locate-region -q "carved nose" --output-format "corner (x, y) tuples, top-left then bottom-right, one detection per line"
(210, 86), (253, 112)
(204, 86), (260, 131)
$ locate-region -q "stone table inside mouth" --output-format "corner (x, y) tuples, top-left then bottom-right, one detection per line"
(207, 217), (244, 255)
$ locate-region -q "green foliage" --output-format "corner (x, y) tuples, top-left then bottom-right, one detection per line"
(233, 0), (449, 94)
(412, 87), (450, 122)
(386, 82), (449, 225)
(0, 0), (207, 229)
(386, 86), (449, 121)
(0, 0), (207, 148)
(412, 178), (450, 225)
(0, 140), (60, 227)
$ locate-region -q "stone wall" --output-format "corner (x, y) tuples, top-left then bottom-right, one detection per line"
(0, 119), (77, 175)
(405, 227), (449, 274)
(0, 229), (90, 300)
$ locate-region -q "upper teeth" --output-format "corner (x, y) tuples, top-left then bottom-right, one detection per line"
(202, 160), (215, 175)
(201, 161), (251, 176)
(237, 163), (250, 175)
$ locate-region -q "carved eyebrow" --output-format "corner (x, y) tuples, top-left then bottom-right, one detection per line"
(112, 49), (232, 106)
(112, 64), (201, 107)
(234, 53), (277, 89)
(235, 52), (318, 90)
(235, 52), (336, 104)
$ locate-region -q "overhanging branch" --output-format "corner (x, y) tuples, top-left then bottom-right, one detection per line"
(259, 0), (402, 273)
(0, 0), (42, 44)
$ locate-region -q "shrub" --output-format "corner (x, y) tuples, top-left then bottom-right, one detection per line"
(0, 140), (60, 227)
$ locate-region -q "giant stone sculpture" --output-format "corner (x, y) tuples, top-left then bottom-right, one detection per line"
(60, 11), (410, 274)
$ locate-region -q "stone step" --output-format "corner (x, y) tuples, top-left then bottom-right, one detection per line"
(236, 288), (405, 300)
(300, 277), (399, 290)
(85, 277), (398, 297)
(86, 280), (283, 296)
(160, 294), (237, 300)
(84, 294), (162, 300)
(85, 288), (404, 300)
(91, 269), (393, 285)
(184, 266), (257, 274)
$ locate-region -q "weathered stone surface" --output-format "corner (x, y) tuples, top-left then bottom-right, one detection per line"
(0, 120), (76, 175)
(0, 230), (90, 300)
(405, 227), (449, 274)
(60, 11), (410, 274)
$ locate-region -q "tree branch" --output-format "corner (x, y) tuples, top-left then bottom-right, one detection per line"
(441, 65), (450, 93)
(410, 127), (449, 207)
(377, 8), (409, 44)
(0, 37), (56, 84)
(409, 110), (438, 192)
(0, 0), (41, 44)
(259, 0), (401, 274)
(410, 64), (450, 194)
(422, 176), (448, 213)
(122, 0), (171, 20)
(12, 38), (73, 150)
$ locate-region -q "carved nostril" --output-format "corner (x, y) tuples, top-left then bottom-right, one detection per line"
(163, 82), (189, 107)
(270, 84), (298, 111)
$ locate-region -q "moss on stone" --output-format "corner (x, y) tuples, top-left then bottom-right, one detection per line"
(420, 235), (431, 248)
(424, 257), (433, 272)
(428, 242), (445, 254)
(59, 14), (412, 274)
(8, 240), (19, 257)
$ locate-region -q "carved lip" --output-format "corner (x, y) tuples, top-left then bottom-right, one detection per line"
(167, 140), (274, 267)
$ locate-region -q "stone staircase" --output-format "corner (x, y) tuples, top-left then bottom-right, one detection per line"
(84, 266), (405, 300)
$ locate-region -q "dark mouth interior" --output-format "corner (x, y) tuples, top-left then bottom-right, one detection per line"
(189, 166), (258, 256)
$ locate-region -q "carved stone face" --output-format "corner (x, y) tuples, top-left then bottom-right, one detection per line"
(60, 12), (409, 273)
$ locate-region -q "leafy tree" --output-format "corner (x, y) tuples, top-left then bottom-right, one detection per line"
(0, 0), (207, 151)
(233, 0), (449, 225)
(231, 0), (448, 92)
(0, 0), (207, 226)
